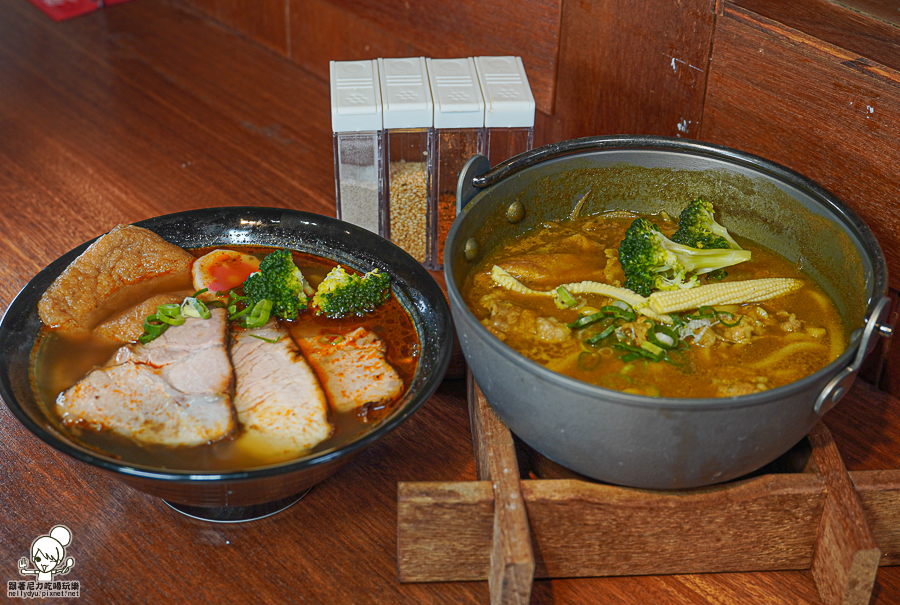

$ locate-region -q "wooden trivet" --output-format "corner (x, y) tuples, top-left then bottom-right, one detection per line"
(397, 371), (894, 604)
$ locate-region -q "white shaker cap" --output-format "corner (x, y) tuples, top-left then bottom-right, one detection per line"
(426, 57), (485, 129)
(378, 57), (433, 129)
(473, 56), (536, 128)
(330, 59), (383, 132)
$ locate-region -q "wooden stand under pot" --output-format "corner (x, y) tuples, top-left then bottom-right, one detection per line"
(396, 372), (899, 605)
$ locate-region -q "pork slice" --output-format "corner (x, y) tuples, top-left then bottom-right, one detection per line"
(117, 308), (233, 395)
(55, 308), (235, 447)
(39, 224), (195, 333)
(296, 327), (404, 414)
(231, 323), (333, 457)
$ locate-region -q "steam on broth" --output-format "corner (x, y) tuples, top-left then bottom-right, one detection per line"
(461, 210), (847, 399)
(32, 245), (419, 471)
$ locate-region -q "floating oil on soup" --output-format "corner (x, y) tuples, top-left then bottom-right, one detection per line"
(32, 242), (420, 471)
(461, 210), (847, 399)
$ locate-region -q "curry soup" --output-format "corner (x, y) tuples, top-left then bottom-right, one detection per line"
(461, 211), (846, 399)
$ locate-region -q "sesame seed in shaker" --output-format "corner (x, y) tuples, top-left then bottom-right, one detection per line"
(378, 57), (435, 267)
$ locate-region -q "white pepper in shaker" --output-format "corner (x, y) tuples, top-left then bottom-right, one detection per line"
(330, 59), (384, 234)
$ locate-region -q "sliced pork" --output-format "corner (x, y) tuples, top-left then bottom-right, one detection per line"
(230, 323), (333, 457)
(296, 327), (404, 414)
(55, 308), (235, 447)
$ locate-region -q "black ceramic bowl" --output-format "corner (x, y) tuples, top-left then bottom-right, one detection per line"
(0, 207), (452, 521)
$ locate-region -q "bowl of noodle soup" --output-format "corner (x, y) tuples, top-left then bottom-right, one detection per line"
(0, 207), (453, 520)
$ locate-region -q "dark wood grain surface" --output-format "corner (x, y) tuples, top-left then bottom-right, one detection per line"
(1, 1), (898, 603)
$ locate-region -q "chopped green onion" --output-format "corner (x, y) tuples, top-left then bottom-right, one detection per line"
(613, 342), (662, 362)
(228, 306), (251, 321)
(138, 314), (168, 344)
(601, 304), (636, 322)
(156, 303), (185, 326)
(647, 324), (679, 350)
(641, 341), (664, 357)
(585, 324), (617, 345)
(568, 312), (605, 329)
(192, 288), (210, 297)
(715, 310), (743, 327)
(249, 334), (283, 344)
(555, 286), (578, 309)
(243, 299), (273, 328)
(181, 297), (211, 319)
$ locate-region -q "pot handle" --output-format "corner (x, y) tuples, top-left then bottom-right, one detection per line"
(456, 154), (492, 213)
(814, 295), (893, 415)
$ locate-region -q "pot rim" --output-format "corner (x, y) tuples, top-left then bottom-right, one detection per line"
(445, 135), (888, 412)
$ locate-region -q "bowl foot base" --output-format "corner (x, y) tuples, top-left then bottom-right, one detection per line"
(163, 488), (312, 523)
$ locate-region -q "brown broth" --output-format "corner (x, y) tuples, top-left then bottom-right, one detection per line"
(31, 247), (420, 471)
(461, 211), (847, 399)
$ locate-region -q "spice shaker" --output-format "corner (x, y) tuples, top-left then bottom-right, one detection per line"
(426, 57), (485, 270)
(474, 56), (536, 167)
(330, 59), (384, 234)
(378, 57), (435, 267)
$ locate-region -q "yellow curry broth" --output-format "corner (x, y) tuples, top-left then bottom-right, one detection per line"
(461, 212), (846, 399)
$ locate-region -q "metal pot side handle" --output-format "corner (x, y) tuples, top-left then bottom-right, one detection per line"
(814, 295), (894, 415)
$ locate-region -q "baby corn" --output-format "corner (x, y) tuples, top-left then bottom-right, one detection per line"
(561, 280), (672, 324)
(648, 278), (803, 314)
(490, 266), (673, 324)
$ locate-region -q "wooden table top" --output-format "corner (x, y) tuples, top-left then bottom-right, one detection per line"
(1, 1), (897, 603)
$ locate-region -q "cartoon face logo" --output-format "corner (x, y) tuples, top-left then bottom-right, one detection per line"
(18, 526), (75, 583)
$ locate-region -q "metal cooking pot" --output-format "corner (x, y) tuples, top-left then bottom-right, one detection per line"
(444, 135), (892, 489)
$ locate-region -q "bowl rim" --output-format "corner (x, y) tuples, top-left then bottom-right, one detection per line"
(0, 206), (453, 483)
(444, 134), (889, 412)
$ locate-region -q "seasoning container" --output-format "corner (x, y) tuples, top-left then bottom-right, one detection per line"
(330, 59), (383, 233)
(378, 57), (435, 267)
(474, 56), (536, 167)
(426, 57), (485, 270)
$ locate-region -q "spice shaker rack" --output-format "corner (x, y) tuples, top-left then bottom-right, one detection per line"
(330, 56), (535, 270)
(397, 372), (900, 604)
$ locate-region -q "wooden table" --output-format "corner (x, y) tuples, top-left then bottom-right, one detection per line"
(0, 1), (897, 603)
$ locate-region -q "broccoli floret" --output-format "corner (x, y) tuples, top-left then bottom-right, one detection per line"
(671, 198), (743, 250)
(312, 266), (391, 319)
(618, 217), (751, 296)
(242, 249), (313, 321)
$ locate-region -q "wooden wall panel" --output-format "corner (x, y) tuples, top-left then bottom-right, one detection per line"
(700, 5), (900, 293)
(175, 0), (719, 145)
(288, 0), (414, 81)
(731, 0), (900, 72)
(540, 0), (715, 143)
(285, 0), (562, 116)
